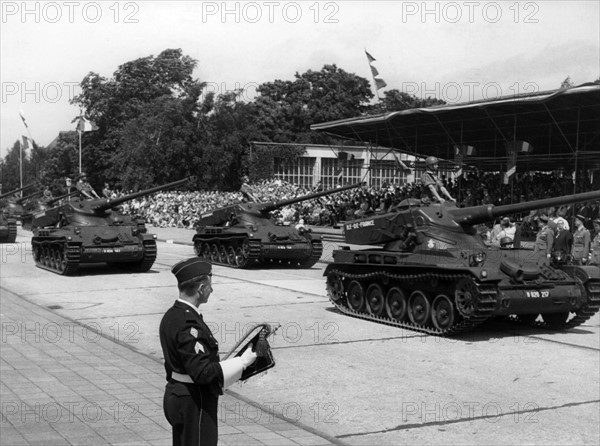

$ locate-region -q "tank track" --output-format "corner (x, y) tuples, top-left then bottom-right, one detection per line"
(117, 239), (157, 272)
(195, 236), (320, 269)
(1, 221), (17, 243)
(32, 239), (80, 275)
(195, 236), (261, 268)
(298, 239), (323, 268)
(7, 221), (17, 243)
(565, 278), (600, 328)
(327, 269), (497, 336)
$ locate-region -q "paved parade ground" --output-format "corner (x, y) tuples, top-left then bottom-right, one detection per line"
(1, 225), (599, 446)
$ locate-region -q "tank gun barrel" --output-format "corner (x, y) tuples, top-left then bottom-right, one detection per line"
(46, 189), (81, 206)
(0, 183), (35, 199)
(261, 182), (364, 213)
(16, 191), (43, 204)
(93, 177), (192, 212)
(450, 189), (600, 226)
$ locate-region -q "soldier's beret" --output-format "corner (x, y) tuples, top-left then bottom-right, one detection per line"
(172, 258), (211, 284)
(594, 218), (600, 225)
(538, 215), (549, 222)
(575, 214), (586, 222)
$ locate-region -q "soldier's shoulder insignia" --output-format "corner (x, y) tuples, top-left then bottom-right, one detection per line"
(190, 327), (198, 338)
(194, 342), (205, 354)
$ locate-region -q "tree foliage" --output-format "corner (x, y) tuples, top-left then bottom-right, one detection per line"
(2, 50), (444, 191)
(379, 89), (446, 112)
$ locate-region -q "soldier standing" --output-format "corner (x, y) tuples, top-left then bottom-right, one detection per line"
(160, 258), (257, 446)
(590, 218), (600, 266)
(76, 172), (100, 199)
(534, 215), (554, 264)
(572, 214), (591, 265)
(420, 156), (456, 204)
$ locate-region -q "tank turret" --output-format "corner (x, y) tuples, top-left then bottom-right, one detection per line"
(194, 182), (364, 268)
(31, 177), (192, 275)
(21, 190), (82, 231)
(325, 189), (600, 336)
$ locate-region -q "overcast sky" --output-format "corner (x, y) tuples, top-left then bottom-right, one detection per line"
(1, 1), (598, 158)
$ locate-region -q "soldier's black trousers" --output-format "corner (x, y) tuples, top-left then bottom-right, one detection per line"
(163, 381), (218, 446)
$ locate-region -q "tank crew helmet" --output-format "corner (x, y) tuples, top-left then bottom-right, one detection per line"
(425, 156), (439, 168)
(500, 237), (514, 248)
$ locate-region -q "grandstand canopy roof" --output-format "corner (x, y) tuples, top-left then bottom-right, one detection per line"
(310, 83), (600, 172)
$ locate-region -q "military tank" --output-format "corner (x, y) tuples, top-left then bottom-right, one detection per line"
(193, 182), (363, 268)
(0, 184), (36, 243)
(324, 190), (600, 335)
(31, 178), (191, 275)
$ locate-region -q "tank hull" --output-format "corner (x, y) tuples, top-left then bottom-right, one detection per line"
(31, 227), (157, 275)
(325, 246), (600, 335)
(193, 229), (322, 268)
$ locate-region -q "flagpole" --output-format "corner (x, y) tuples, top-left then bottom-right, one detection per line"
(19, 139), (23, 195)
(78, 130), (82, 174)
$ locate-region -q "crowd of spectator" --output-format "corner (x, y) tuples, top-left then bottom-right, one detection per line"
(112, 170), (600, 237)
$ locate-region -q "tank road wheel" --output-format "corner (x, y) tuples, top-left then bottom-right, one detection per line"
(366, 284), (385, 317)
(48, 246), (57, 270)
(542, 312), (569, 329)
(226, 246), (236, 265)
(210, 244), (220, 262)
(431, 295), (456, 331)
(385, 287), (408, 321)
(326, 273), (345, 302)
(56, 247), (68, 273)
(200, 243), (211, 260)
(347, 281), (365, 312)
(455, 278), (479, 318)
(42, 246), (51, 267)
(234, 242), (250, 268)
(408, 291), (431, 326)
(219, 245), (228, 264)
(51, 248), (62, 272)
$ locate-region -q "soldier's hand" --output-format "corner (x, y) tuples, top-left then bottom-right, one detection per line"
(240, 347), (257, 370)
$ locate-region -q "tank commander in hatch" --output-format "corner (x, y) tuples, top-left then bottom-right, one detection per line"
(76, 172), (101, 199)
(420, 156), (456, 205)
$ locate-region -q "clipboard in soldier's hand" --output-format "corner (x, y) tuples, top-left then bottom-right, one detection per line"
(235, 324), (279, 381)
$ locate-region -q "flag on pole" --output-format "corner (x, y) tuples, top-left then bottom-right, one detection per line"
(365, 49), (387, 91)
(19, 110), (28, 128)
(21, 135), (34, 152)
(374, 78), (387, 90)
(393, 153), (411, 172)
(76, 117), (98, 132)
(503, 144), (518, 185)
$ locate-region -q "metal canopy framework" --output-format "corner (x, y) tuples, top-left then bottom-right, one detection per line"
(310, 83), (600, 172)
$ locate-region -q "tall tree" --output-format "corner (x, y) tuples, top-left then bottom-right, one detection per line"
(71, 49), (204, 189)
(252, 64), (374, 143)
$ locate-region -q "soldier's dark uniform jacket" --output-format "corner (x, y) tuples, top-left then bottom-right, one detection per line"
(160, 300), (224, 446)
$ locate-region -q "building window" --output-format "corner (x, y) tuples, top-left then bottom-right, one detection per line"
(274, 157), (316, 187)
(370, 160), (408, 187)
(321, 158), (364, 188)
